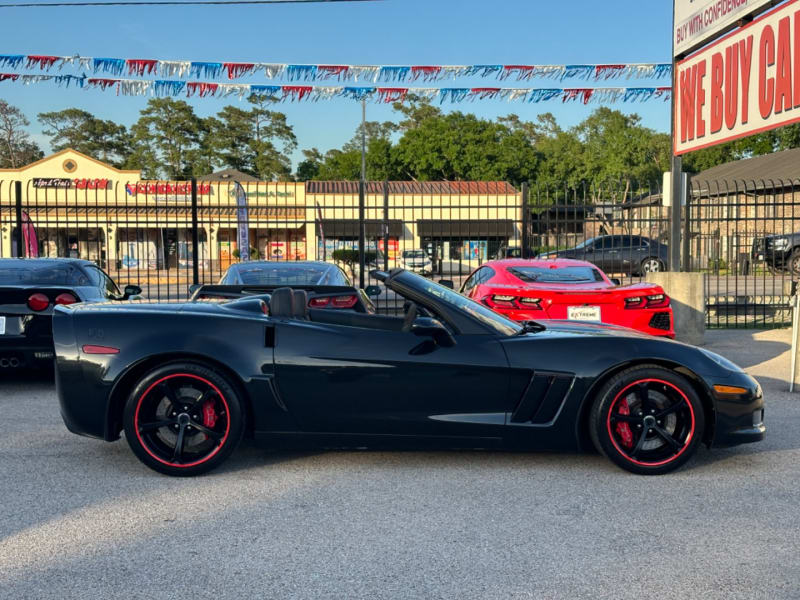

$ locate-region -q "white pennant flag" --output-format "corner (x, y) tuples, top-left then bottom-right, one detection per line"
(218, 83), (251, 98)
(260, 63), (286, 79)
(117, 79), (152, 96)
(349, 66), (380, 82)
(160, 60), (191, 78)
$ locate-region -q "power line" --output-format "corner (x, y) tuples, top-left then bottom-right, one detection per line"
(0, 0), (380, 7)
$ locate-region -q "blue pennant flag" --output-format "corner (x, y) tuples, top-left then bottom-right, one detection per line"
(464, 65), (502, 78)
(250, 85), (281, 95)
(92, 58), (126, 76)
(0, 55), (24, 69)
(286, 65), (318, 81)
(439, 88), (470, 104)
(378, 66), (410, 82)
(54, 74), (86, 88)
(153, 80), (186, 97)
(340, 87), (375, 101)
(190, 62), (222, 79)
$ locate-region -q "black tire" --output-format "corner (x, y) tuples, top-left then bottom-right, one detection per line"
(589, 365), (705, 475)
(639, 257), (665, 275)
(789, 250), (800, 278)
(123, 362), (245, 476)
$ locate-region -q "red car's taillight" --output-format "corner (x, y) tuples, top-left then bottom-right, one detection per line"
(55, 293), (78, 306)
(625, 294), (670, 309)
(27, 293), (50, 311)
(483, 295), (542, 310)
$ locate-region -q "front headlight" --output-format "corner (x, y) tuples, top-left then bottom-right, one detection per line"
(700, 348), (744, 373)
(774, 237), (790, 249)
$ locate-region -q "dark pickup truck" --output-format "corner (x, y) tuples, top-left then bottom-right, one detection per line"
(751, 234), (800, 274)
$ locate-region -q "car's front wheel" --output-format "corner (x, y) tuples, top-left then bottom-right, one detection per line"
(123, 362), (244, 476)
(640, 257), (665, 274)
(589, 365), (705, 475)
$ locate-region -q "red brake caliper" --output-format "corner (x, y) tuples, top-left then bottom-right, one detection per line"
(202, 400), (218, 428)
(615, 397), (634, 449)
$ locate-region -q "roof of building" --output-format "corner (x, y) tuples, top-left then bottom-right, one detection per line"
(306, 181), (518, 195)
(691, 147), (800, 191)
(0, 148), (140, 174)
(196, 168), (260, 182)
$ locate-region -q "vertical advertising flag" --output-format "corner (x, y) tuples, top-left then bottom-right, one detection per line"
(234, 182), (250, 262)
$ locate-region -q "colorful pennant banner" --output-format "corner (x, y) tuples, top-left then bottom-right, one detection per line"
(0, 53), (671, 82)
(0, 73), (672, 104)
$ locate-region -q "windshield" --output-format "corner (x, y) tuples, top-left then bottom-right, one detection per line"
(410, 275), (522, 336)
(573, 237), (597, 249)
(509, 266), (604, 283)
(233, 265), (327, 285)
(403, 250), (426, 259)
(0, 263), (90, 286)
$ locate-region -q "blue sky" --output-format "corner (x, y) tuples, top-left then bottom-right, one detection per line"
(0, 0), (674, 168)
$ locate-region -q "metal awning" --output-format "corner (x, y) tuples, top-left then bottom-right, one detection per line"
(317, 219), (403, 238)
(417, 219), (514, 238)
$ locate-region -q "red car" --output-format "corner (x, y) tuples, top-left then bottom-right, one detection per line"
(460, 258), (674, 338)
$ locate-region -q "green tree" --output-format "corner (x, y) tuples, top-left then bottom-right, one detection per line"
(0, 100), (41, 168)
(295, 147), (323, 181)
(38, 108), (128, 166)
(124, 98), (210, 179)
(208, 94), (296, 180)
(391, 94), (442, 130)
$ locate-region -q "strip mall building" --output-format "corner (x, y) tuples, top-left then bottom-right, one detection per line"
(0, 149), (523, 275)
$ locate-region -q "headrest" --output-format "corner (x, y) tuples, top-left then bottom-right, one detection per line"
(269, 287), (294, 318)
(292, 290), (309, 320)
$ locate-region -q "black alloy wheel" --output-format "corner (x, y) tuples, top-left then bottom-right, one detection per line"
(590, 365), (705, 475)
(123, 362), (244, 476)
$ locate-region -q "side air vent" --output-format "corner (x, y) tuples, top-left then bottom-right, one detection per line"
(264, 325), (275, 348)
(511, 371), (575, 425)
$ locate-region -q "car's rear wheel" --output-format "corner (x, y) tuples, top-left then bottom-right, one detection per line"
(123, 362), (244, 476)
(589, 366), (704, 475)
(640, 258), (664, 274)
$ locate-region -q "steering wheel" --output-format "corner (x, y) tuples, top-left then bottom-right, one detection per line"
(401, 301), (418, 332)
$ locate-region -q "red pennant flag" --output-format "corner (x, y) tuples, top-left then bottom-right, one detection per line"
(26, 55), (59, 70)
(127, 59), (158, 76)
(87, 78), (119, 91)
(0, 73), (20, 82)
(470, 87), (501, 99)
(317, 65), (349, 79)
(377, 88), (408, 103)
(282, 85), (313, 101)
(594, 64), (625, 79)
(223, 62), (256, 79)
(502, 65), (535, 80)
(410, 66), (442, 81)
(186, 82), (219, 98)
(562, 88), (594, 104)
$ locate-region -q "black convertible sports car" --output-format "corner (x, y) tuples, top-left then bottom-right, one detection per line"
(54, 269), (765, 476)
(0, 258), (140, 370)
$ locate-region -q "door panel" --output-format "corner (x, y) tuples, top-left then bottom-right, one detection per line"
(273, 320), (511, 437)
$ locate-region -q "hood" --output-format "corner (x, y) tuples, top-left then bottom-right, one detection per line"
(532, 318), (655, 338)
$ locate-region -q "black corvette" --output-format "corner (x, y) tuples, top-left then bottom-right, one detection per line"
(53, 269), (765, 476)
(0, 258), (140, 370)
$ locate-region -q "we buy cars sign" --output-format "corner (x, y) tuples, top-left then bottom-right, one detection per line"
(674, 0), (800, 155)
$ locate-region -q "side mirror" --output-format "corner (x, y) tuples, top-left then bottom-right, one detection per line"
(438, 279), (454, 289)
(365, 285), (382, 297)
(188, 284), (201, 296)
(410, 317), (456, 348)
(123, 284), (142, 299)
(610, 278), (621, 286)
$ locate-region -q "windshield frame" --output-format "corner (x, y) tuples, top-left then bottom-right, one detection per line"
(385, 270), (523, 337)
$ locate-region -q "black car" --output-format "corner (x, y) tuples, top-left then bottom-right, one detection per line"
(751, 234), (800, 275)
(218, 260), (352, 286)
(54, 269), (764, 477)
(0, 258), (140, 369)
(539, 235), (669, 275)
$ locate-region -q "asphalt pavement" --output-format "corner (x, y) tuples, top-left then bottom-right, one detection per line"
(1, 329), (799, 599)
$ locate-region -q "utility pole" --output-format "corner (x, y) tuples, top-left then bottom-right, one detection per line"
(358, 98), (366, 288)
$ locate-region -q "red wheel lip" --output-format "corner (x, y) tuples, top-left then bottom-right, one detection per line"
(134, 373), (231, 469)
(606, 378), (695, 468)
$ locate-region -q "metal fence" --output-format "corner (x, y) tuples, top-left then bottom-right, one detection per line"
(1, 176), (799, 326)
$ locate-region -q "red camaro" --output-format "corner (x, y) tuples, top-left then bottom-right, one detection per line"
(460, 258), (674, 337)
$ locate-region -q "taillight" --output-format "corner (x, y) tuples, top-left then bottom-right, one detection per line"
(518, 297), (542, 309)
(82, 345), (119, 355)
(309, 296), (331, 308)
(331, 295), (358, 308)
(27, 293), (50, 311)
(646, 294), (670, 308)
(624, 296), (644, 309)
(490, 294), (516, 307)
(55, 293), (78, 306)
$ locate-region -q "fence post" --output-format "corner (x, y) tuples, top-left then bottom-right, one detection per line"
(383, 180), (389, 272)
(14, 181), (22, 258)
(682, 180), (691, 272)
(358, 179), (366, 289)
(520, 182), (530, 258)
(190, 177), (199, 285)
(669, 156), (683, 271)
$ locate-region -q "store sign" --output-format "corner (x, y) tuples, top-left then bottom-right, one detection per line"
(228, 189), (295, 198)
(674, 0), (800, 155)
(674, 0), (774, 57)
(33, 178), (112, 190)
(125, 182), (213, 196)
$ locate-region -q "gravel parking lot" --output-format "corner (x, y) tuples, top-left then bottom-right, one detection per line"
(1, 329), (799, 599)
